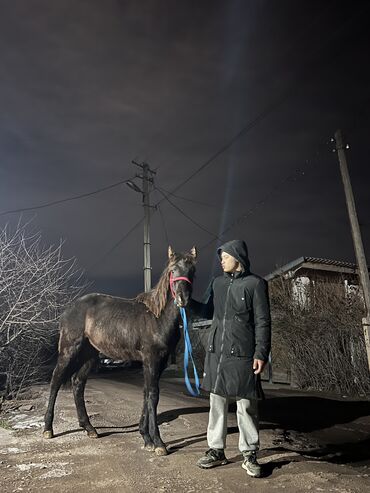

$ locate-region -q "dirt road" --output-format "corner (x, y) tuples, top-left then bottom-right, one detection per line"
(1, 367), (369, 492)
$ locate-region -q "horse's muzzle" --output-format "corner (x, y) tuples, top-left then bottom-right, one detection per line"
(175, 295), (185, 307)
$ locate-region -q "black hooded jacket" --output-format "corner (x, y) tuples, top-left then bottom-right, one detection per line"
(202, 240), (271, 398)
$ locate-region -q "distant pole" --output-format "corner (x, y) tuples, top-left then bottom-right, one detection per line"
(130, 161), (156, 292)
(335, 129), (370, 371)
(142, 163), (152, 293)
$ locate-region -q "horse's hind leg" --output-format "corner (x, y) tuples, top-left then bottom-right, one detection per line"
(71, 345), (99, 438)
(43, 354), (73, 439)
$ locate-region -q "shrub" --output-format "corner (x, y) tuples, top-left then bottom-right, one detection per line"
(0, 223), (85, 399)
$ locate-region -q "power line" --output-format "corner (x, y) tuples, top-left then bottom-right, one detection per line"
(199, 137), (333, 252)
(89, 217), (144, 271)
(139, 3), (336, 174)
(156, 106), (369, 254)
(160, 3), (368, 200)
(88, 110), (368, 272)
(157, 204), (170, 246)
(155, 185), (215, 208)
(154, 186), (220, 240)
(89, 120), (355, 271)
(88, 5), (369, 270)
(0, 177), (135, 217)
(91, 179), (216, 271)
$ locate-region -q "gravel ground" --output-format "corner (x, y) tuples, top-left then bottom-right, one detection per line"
(1, 367), (369, 492)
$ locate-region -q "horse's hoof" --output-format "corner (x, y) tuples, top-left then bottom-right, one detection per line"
(155, 446), (168, 456)
(43, 430), (53, 439)
(87, 430), (99, 438)
(142, 443), (155, 452)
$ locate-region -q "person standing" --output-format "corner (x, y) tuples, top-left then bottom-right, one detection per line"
(196, 239), (271, 477)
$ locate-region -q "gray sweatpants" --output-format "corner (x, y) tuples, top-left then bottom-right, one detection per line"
(207, 392), (259, 452)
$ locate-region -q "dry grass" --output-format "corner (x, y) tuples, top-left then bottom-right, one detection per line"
(270, 275), (369, 396)
(180, 274), (369, 397)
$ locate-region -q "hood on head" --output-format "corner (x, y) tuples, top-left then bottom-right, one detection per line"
(217, 239), (250, 272)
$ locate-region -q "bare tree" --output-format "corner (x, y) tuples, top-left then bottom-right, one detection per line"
(0, 223), (86, 399)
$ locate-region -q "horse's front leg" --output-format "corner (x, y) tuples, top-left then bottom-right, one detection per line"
(144, 359), (168, 456)
(139, 388), (154, 451)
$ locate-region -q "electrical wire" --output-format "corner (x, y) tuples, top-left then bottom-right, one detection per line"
(88, 217), (144, 271)
(87, 109), (368, 271)
(94, 105), (367, 270)
(159, 2), (368, 199)
(88, 4), (369, 270)
(198, 137), (333, 252)
(0, 177), (135, 217)
(157, 204), (170, 246)
(137, 3), (336, 174)
(155, 184), (215, 208)
(154, 186), (220, 240)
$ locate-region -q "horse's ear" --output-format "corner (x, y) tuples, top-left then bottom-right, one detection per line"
(168, 245), (175, 259)
(190, 246), (197, 259)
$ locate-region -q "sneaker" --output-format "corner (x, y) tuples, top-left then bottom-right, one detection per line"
(241, 450), (262, 477)
(197, 448), (228, 469)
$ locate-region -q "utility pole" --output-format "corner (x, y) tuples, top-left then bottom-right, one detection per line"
(142, 162), (152, 293)
(127, 161), (156, 292)
(335, 129), (370, 371)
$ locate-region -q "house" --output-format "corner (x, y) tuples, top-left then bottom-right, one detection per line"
(265, 256), (367, 307)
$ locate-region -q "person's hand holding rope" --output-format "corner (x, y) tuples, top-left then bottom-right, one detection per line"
(253, 359), (266, 375)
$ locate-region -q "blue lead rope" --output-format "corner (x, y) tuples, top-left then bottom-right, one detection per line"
(179, 306), (200, 397)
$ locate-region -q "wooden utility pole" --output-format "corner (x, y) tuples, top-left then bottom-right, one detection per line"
(335, 129), (370, 370)
(130, 161), (156, 292)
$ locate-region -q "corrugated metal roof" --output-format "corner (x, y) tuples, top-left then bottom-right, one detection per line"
(303, 257), (358, 269)
(265, 256), (367, 281)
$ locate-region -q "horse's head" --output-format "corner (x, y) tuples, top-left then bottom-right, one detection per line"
(168, 245), (197, 308)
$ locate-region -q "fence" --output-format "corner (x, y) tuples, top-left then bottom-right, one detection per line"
(177, 320), (280, 385)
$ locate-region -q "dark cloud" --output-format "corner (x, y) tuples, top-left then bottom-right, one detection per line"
(0, 0), (369, 299)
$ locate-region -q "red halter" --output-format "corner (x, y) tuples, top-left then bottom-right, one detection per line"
(170, 272), (192, 300)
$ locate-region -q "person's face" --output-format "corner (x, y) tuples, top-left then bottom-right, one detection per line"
(220, 252), (240, 273)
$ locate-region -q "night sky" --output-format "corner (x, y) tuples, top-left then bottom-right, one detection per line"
(1, 0), (369, 299)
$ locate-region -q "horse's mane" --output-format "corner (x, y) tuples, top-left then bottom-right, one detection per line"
(135, 252), (197, 317)
(135, 261), (172, 318)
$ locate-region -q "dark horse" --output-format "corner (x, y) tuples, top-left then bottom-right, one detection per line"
(43, 246), (197, 456)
